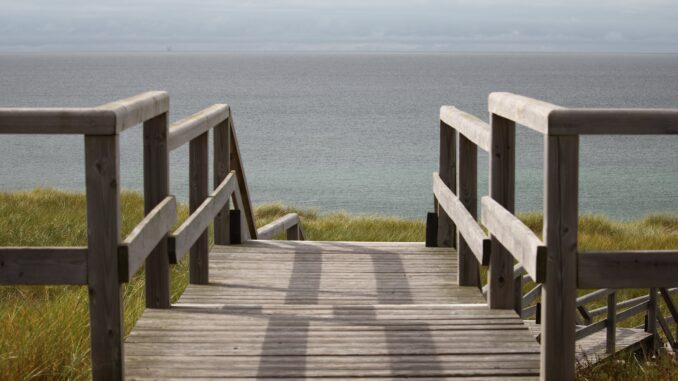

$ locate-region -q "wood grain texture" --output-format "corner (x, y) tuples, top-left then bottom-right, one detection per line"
(167, 104), (229, 151)
(433, 173), (489, 266)
(98, 91), (169, 133)
(118, 196), (176, 282)
(0, 247), (88, 285)
(456, 133), (481, 287)
(488, 114), (516, 310)
(578, 251), (678, 288)
(0, 108), (116, 135)
(548, 108), (678, 135)
(481, 197), (546, 282)
(437, 120), (456, 248)
(125, 241), (539, 380)
(84, 134), (124, 380)
(541, 135), (578, 381)
(440, 106), (492, 152)
(212, 115), (231, 245)
(488, 92), (563, 135)
(228, 112), (258, 239)
(143, 112), (171, 309)
(170, 172), (237, 262)
(189, 132), (210, 284)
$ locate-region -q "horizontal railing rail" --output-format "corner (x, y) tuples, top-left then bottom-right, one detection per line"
(257, 213), (306, 240)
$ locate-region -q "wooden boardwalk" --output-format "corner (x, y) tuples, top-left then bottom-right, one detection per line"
(125, 241), (540, 379)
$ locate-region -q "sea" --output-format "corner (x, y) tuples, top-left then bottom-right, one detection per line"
(0, 52), (676, 220)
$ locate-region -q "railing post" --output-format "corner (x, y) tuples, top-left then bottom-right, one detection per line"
(488, 114), (515, 309)
(286, 225), (300, 240)
(189, 132), (209, 284)
(143, 112), (171, 308)
(542, 134), (578, 381)
(85, 134), (124, 380)
(607, 292), (616, 354)
(230, 209), (242, 245)
(437, 121), (456, 248)
(456, 132), (480, 287)
(647, 288), (659, 352)
(213, 113), (231, 245)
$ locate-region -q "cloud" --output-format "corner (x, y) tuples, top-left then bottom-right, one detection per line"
(0, 0), (676, 52)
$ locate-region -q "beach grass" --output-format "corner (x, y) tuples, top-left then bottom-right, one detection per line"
(0, 188), (677, 380)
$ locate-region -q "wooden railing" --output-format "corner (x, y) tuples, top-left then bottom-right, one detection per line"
(0, 92), (304, 380)
(431, 92), (678, 380)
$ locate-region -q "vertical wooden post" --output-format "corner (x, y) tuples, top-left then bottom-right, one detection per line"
(230, 209), (242, 245)
(143, 112), (171, 308)
(607, 292), (616, 354)
(647, 288), (659, 352)
(189, 132), (209, 284)
(286, 225), (300, 240)
(488, 114), (515, 309)
(213, 115), (231, 245)
(457, 133), (480, 287)
(513, 274), (523, 315)
(425, 212), (438, 248)
(541, 135), (578, 381)
(85, 134), (124, 380)
(437, 121), (456, 248)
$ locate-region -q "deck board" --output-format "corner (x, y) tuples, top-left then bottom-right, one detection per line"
(125, 240), (540, 380)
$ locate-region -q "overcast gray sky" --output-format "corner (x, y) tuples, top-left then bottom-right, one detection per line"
(2, 0), (678, 52)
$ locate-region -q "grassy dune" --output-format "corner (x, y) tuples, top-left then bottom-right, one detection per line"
(0, 189), (677, 380)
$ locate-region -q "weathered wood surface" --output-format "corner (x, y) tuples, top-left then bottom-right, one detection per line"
(189, 131), (210, 284)
(257, 213), (302, 240)
(524, 321), (652, 364)
(548, 108), (678, 135)
(170, 172), (237, 262)
(440, 106), (492, 152)
(213, 116), (231, 245)
(125, 241), (539, 380)
(578, 250), (678, 288)
(480, 196), (546, 282)
(229, 113), (258, 239)
(118, 196), (176, 282)
(488, 92), (562, 135)
(98, 91), (169, 133)
(432, 173), (489, 265)
(437, 120), (456, 248)
(0, 247), (88, 285)
(167, 104), (229, 151)
(0, 108), (117, 135)
(456, 133), (481, 287)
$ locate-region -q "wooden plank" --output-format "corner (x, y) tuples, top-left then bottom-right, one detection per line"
(577, 288), (615, 307)
(0, 108), (116, 135)
(143, 111), (171, 309)
(548, 108), (678, 135)
(230, 209), (242, 244)
(84, 134), (124, 379)
(118, 196), (176, 282)
(456, 132), (481, 287)
(578, 251), (678, 288)
(170, 172), (237, 261)
(189, 132), (210, 284)
(541, 134), (579, 381)
(481, 197), (546, 282)
(257, 213), (301, 240)
(607, 292), (616, 353)
(432, 174), (489, 265)
(228, 111), (257, 239)
(437, 119), (456, 248)
(0, 247), (88, 285)
(97, 91), (169, 133)
(440, 106), (492, 152)
(488, 113), (516, 310)
(213, 114), (231, 245)
(231, 187), (251, 241)
(167, 104), (229, 151)
(488, 92), (563, 135)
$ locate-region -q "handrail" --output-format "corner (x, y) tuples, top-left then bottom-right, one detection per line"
(168, 104), (229, 151)
(488, 92), (563, 135)
(0, 247), (88, 285)
(118, 196), (177, 282)
(257, 213), (306, 240)
(440, 106), (491, 152)
(578, 250), (678, 288)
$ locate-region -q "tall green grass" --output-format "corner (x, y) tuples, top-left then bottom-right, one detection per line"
(0, 189), (677, 380)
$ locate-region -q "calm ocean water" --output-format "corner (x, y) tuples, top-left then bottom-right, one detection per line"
(0, 52), (676, 219)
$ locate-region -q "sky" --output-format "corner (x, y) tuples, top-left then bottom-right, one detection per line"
(1, 0), (678, 52)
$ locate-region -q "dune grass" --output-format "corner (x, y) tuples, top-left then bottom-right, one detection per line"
(0, 189), (677, 380)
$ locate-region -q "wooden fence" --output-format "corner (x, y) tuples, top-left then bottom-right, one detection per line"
(0, 92), (303, 380)
(431, 92), (678, 380)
